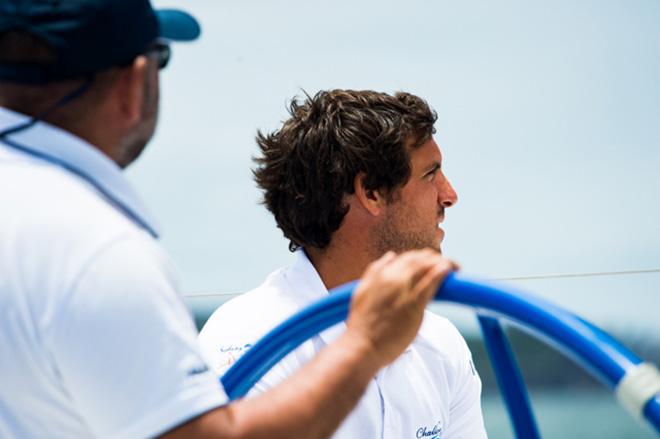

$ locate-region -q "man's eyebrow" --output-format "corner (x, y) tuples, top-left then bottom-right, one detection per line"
(423, 161), (442, 174)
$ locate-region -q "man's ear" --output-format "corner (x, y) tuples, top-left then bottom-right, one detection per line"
(112, 55), (149, 127)
(354, 173), (386, 216)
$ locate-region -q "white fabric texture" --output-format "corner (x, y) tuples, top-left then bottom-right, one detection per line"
(0, 107), (227, 439)
(199, 250), (487, 439)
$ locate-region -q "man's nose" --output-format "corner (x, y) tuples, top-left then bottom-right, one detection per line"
(438, 173), (458, 208)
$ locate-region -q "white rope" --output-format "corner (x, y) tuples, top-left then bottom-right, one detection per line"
(184, 267), (660, 299)
(492, 267), (660, 282)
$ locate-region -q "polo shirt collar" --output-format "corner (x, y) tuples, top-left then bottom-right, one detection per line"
(0, 107), (161, 238)
(286, 249), (415, 354)
(286, 249), (347, 345)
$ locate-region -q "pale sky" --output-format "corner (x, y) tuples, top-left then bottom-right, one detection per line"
(130, 0), (660, 334)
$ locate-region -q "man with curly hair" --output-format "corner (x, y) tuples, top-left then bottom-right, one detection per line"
(199, 90), (487, 438)
(0, 1), (459, 435)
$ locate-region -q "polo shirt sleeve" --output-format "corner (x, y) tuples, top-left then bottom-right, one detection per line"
(445, 327), (488, 439)
(198, 295), (305, 396)
(46, 235), (228, 439)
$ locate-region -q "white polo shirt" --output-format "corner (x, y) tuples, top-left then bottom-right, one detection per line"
(0, 107), (227, 438)
(199, 250), (487, 439)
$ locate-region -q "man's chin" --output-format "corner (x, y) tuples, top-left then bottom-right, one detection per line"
(412, 237), (442, 254)
(413, 242), (442, 254)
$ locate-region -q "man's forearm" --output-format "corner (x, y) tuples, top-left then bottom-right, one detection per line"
(222, 331), (380, 438)
(163, 331), (381, 439)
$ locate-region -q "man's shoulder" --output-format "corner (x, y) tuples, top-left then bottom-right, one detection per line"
(200, 268), (306, 343)
(198, 266), (317, 376)
(1, 152), (146, 247)
(415, 311), (473, 362)
(0, 155), (167, 312)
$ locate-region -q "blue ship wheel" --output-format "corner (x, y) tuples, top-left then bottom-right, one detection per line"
(221, 273), (660, 437)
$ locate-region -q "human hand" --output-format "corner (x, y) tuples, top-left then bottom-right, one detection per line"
(345, 249), (458, 368)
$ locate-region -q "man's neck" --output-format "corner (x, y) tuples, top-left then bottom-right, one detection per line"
(0, 95), (123, 167)
(304, 236), (374, 291)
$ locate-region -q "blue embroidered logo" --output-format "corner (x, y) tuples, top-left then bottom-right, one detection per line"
(218, 344), (253, 369)
(416, 421), (442, 439)
(220, 343), (253, 353)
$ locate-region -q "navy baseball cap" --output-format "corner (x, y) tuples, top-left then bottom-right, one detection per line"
(0, 0), (201, 84)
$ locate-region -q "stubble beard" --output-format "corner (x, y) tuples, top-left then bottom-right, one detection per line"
(370, 210), (441, 258)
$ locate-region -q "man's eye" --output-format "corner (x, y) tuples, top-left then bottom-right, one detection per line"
(425, 166), (440, 179)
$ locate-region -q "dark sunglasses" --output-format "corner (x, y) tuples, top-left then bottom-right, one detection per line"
(146, 40), (171, 70)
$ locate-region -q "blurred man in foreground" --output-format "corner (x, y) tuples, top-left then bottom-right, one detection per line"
(200, 90), (487, 438)
(0, 2), (456, 438)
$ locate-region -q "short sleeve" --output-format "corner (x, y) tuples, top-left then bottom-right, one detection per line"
(445, 333), (488, 438)
(47, 235), (228, 439)
(198, 295), (312, 398)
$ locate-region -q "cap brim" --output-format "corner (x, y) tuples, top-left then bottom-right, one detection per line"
(156, 9), (201, 42)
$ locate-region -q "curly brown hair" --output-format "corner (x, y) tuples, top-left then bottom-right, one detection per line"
(253, 89), (437, 251)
